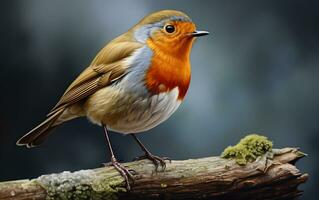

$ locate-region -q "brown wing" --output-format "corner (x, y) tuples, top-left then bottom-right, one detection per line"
(47, 40), (143, 116)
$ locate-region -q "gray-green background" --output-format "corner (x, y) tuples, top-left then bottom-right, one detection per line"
(1, 1), (318, 199)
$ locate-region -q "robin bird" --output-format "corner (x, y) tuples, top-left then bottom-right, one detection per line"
(17, 10), (209, 189)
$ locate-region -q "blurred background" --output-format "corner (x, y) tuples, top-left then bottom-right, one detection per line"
(1, 0), (318, 199)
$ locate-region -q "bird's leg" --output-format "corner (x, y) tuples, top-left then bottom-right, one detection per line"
(132, 134), (170, 171)
(103, 125), (135, 190)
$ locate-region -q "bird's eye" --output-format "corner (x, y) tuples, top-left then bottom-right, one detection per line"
(164, 25), (175, 33)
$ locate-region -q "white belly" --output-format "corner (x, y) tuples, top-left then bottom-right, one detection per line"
(84, 86), (181, 134)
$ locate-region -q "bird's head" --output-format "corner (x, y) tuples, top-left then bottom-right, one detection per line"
(132, 10), (209, 59)
(120, 10), (209, 100)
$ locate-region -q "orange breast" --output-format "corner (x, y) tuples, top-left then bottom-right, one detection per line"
(145, 34), (193, 100)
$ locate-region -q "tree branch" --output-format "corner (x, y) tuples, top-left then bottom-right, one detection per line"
(0, 148), (308, 200)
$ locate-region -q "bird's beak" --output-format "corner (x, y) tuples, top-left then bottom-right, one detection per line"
(190, 30), (209, 37)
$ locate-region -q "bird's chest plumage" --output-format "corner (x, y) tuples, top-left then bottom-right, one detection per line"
(84, 46), (187, 133)
(85, 86), (181, 133)
(145, 39), (191, 100)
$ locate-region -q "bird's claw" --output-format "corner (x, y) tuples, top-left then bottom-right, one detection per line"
(134, 154), (170, 171)
(104, 158), (136, 190)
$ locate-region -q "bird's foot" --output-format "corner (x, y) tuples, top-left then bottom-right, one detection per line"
(104, 157), (136, 190)
(134, 153), (170, 171)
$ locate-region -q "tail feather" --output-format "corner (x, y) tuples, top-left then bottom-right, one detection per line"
(16, 109), (65, 148)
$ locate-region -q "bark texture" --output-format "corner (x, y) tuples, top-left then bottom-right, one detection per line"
(0, 148), (308, 200)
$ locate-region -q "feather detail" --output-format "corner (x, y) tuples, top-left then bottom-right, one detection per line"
(16, 108), (65, 147)
(145, 22), (195, 100)
(19, 35), (143, 146)
(47, 40), (143, 116)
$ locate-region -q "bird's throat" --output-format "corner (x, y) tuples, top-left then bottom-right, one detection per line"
(145, 39), (192, 100)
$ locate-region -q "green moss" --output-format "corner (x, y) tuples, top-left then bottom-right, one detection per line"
(221, 134), (273, 165)
(36, 169), (126, 200)
(91, 175), (126, 200)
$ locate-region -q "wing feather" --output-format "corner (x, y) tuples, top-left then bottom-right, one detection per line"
(47, 40), (143, 116)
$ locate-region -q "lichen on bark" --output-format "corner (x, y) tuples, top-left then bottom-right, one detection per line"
(35, 168), (126, 200)
(221, 134), (273, 165)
